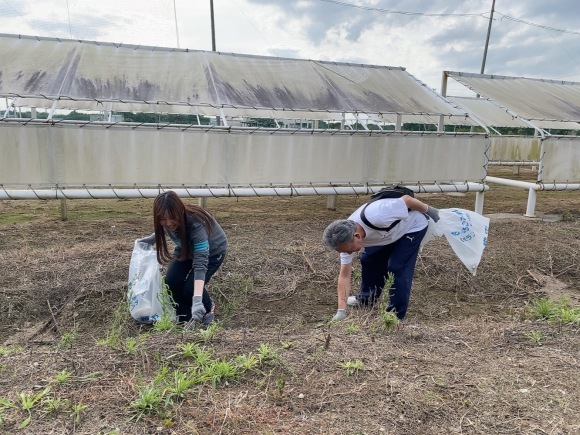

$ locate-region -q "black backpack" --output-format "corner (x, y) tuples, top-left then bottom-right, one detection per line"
(360, 185), (414, 232)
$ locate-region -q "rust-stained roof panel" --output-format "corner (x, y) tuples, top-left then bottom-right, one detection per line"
(0, 33), (467, 117)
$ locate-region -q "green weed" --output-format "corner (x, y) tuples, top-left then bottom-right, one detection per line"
(17, 387), (51, 428)
(280, 341), (295, 349)
(525, 331), (542, 345)
(153, 365), (171, 385)
(527, 297), (580, 324)
(59, 328), (77, 348)
(206, 360), (240, 387)
(78, 372), (103, 382)
(152, 277), (178, 332)
(152, 316), (175, 332)
(257, 343), (280, 366)
(345, 323), (360, 333)
(234, 353), (260, 372)
(130, 366), (173, 420)
(532, 298), (555, 320)
(379, 310), (400, 331)
(337, 360), (364, 376)
(178, 342), (198, 358)
(53, 368), (73, 385)
(198, 322), (222, 342)
(275, 375), (286, 395)
(97, 296), (129, 348)
(129, 384), (170, 421)
(0, 345), (24, 357)
(42, 396), (70, 413)
(167, 370), (198, 399)
(310, 346), (325, 361)
(190, 346), (215, 369)
(70, 402), (87, 424)
(377, 272), (399, 331)
(123, 337), (141, 354)
(0, 396), (15, 410)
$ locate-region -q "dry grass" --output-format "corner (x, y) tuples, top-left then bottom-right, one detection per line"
(0, 166), (579, 434)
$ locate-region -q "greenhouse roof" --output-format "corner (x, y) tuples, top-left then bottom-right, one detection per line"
(447, 72), (580, 130)
(0, 33), (475, 124)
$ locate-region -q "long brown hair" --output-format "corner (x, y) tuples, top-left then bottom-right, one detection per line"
(153, 191), (214, 264)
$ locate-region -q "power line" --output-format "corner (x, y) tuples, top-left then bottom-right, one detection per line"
(319, 0), (486, 18)
(319, 0), (580, 36)
(495, 11), (580, 36)
(173, 0), (180, 48)
(65, 0), (73, 39)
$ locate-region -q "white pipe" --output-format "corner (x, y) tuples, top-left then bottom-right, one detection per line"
(475, 191), (484, 215)
(487, 176), (580, 218)
(437, 114), (444, 132)
(486, 176), (580, 191)
(525, 188), (537, 217)
(485, 176), (539, 190)
(0, 183), (488, 200)
(47, 100), (58, 121)
(488, 161), (538, 166)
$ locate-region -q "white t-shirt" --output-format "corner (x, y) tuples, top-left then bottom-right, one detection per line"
(339, 198), (428, 265)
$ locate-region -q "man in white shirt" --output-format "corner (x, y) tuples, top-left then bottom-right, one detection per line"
(322, 195), (439, 322)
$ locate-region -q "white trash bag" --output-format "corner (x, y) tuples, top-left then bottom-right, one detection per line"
(127, 240), (175, 323)
(422, 208), (490, 276)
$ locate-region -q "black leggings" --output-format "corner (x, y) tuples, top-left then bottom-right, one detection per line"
(165, 253), (225, 322)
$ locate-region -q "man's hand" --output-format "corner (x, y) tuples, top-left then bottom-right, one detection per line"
(190, 296), (206, 323)
(425, 206), (440, 222)
(331, 309), (347, 322)
(137, 233), (155, 246)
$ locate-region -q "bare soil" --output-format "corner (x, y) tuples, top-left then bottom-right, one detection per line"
(0, 166), (579, 434)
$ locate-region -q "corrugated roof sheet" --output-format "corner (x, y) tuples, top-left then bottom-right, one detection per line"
(447, 72), (580, 128)
(0, 33), (471, 120)
(447, 96), (580, 130)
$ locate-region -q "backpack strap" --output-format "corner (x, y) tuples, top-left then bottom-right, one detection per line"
(360, 203), (401, 232)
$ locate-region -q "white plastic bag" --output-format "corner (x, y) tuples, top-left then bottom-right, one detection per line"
(422, 208), (490, 276)
(127, 240), (175, 323)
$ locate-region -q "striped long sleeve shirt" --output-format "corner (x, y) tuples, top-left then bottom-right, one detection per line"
(166, 213), (228, 281)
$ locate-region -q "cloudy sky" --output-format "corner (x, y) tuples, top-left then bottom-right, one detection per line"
(1, 0), (579, 96)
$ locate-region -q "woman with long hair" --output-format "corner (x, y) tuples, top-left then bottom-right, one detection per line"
(138, 191), (228, 325)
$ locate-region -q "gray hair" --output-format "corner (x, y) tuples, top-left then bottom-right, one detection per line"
(322, 219), (356, 249)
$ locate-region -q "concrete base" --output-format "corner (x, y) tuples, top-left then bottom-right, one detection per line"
(486, 213), (562, 223)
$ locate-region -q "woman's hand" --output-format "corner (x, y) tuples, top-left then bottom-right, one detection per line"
(137, 233), (155, 246)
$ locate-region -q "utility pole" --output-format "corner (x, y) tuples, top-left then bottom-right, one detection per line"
(210, 0), (216, 51)
(481, 0), (496, 74)
(209, 0), (220, 151)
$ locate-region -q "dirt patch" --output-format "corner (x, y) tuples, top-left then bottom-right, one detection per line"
(0, 166), (579, 434)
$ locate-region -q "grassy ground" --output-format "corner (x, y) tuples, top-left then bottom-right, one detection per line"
(0, 166), (579, 434)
